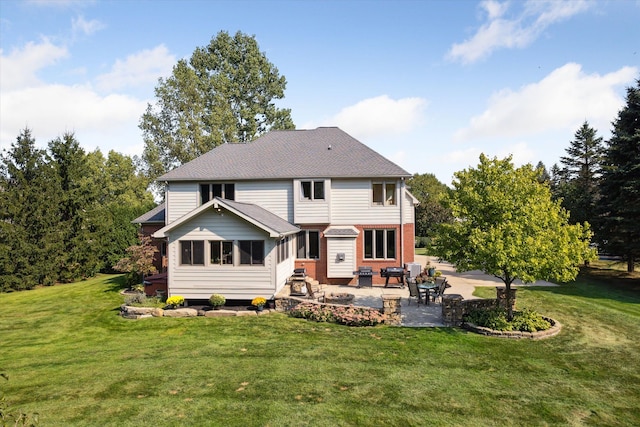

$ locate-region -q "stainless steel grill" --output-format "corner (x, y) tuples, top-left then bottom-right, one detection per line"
(353, 266), (374, 288)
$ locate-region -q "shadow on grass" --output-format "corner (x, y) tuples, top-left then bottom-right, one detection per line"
(533, 267), (640, 305)
(102, 274), (127, 294)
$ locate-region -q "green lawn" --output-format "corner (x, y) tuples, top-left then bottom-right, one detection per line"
(1, 266), (639, 426)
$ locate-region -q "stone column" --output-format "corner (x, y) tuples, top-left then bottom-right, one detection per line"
(496, 287), (517, 311)
(442, 294), (464, 326)
(381, 295), (402, 326)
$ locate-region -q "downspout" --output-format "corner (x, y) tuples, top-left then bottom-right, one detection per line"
(400, 177), (405, 268)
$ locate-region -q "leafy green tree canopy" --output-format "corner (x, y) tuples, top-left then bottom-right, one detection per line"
(140, 30), (295, 178)
(407, 173), (452, 240)
(431, 154), (596, 319)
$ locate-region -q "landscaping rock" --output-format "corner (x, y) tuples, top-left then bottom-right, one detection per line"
(163, 308), (198, 317)
(204, 310), (236, 318)
(121, 306), (156, 316)
(151, 308), (164, 317)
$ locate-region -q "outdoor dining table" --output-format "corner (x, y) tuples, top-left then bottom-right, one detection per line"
(417, 282), (438, 305)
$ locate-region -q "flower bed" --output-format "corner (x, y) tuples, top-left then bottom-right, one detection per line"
(288, 301), (386, 327)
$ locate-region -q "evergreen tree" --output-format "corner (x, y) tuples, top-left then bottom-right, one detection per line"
(599, 79), (640, 272)
(49, 132), (100, 281)
(558, 121), (605, 226)
(0, 129), (60, 290)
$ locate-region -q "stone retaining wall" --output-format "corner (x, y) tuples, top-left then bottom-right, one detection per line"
(442, 287), (517, 327)
(462, 317), (562, 339)
(120, 305), (273, 319)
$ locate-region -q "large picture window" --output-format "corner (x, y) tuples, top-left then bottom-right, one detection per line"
(372, 182), (396, 206)
(300, 180), (325, 201)
(297, 230), (320, 259)
(200, 183), (235, 205)
(239, 240), (264, 265)
(210, 241), (233, 265)
(364, 229), (396, 259)
(180, 240), (204, 265)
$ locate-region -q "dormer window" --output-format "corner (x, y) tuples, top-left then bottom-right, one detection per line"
(200, 183), (235, 205)
(301, 180), (325, 201)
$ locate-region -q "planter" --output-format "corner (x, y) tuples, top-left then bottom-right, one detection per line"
(428, 267), (436, 277)
(256, 305), (264, 312)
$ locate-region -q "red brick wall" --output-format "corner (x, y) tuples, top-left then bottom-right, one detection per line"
(295, 223), (416, 286)
(139, 224), (167, 274)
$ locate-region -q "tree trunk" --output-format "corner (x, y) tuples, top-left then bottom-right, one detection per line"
(505, 281), (514, 321)
(628, 256), (635, 273)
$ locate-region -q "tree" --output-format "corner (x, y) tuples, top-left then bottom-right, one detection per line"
(557, 121), (605, 226)
(599, 79), (640, 272)
(0, 128), (61, 290)
(114, 234), (159, 288)
(431, 155), (596, 320)
(140, 30), (295, 179)
(406, 173), (452, 243)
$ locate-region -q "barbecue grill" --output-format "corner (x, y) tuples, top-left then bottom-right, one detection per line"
(380, 267), (406, 288)
(353, 266), (374, 288)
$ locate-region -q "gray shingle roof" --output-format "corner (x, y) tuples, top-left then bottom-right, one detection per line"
(132, 202), (165, 224)
(157, 127), (410, 181)
(221, 199), (299, 235)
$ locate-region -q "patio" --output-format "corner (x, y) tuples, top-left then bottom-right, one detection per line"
(314, 255), (558, 327)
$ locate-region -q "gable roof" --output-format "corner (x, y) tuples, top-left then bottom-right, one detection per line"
(153, 197), (299, 239)
(132, 202), (165, 224)
(157, 127), (411, 181)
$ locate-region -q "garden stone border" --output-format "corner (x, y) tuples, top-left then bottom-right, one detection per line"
(462, 316), (561, 339)
(120, 305), (274, 319)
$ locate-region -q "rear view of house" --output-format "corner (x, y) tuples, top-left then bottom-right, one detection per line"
(137, 127), (418, 301)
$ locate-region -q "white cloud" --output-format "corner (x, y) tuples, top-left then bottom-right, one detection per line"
(72, 15), (105, 37)
(448, 0), (591, 64)
(0, 39), (153, 154)
(95, 45), (175, 92)
(497, 141), (535, 166)
(454, 63), (638, 142)
(314, 95), (427, 140)
(0, 38), (68, 90)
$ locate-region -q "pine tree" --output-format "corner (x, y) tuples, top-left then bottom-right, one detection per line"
(558, 121), (605, 226)
(0, 129), (61, 290)
(599, 79), (640, 272)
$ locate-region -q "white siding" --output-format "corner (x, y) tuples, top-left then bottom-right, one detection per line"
(165, 207), (278, 300)
(330, 179), (402, 225)
(275, 238), (296, 294)
(326, 237), (356, 278)
(402, 190), (416, 224)
(293, 179), (330, 224)
(166, 182), (199, 223)
(235, 180), (293, 222)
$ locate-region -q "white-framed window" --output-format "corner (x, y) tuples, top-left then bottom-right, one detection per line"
(364, 229), (396, 259)
(200, 183), (235, 205)
(210, 240), (233, 265)
(372, 182), (396, 206)
(297, 230), (320, 259)
(180, 240), (205, 265)
(277, 236), (290, 264)
(300, 180), (325, 201)
(239, 240), (265, 266)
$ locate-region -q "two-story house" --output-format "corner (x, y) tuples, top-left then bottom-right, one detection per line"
(142, 127), (418, 301)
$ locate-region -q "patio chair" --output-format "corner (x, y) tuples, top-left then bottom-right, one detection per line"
(407, 280), (426, 305)
(429, 278), (448, 304)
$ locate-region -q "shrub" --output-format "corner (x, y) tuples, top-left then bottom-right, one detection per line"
(464, 307), (551, 332)
(288, 302), (386, 327)
(209, 294), (226, 307)
(166, 295), (185, 308)
(124, 293), (147, 306)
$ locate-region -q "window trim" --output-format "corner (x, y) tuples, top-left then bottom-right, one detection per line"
(372, 181), (397, 206)
(300, 180), (325, 201)
(210, 240), (234, 265)
(363, 229), (396, 260)
(200, 182), (235, 205)
(180, 240), (205, 266)
(297, 230), (320, 259)
(239, 240), (265, 266)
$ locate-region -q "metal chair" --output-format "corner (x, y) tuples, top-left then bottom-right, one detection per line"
(407, 280), (426, 305)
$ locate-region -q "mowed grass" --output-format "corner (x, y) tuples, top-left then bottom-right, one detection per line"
(1, 267), (639, 426)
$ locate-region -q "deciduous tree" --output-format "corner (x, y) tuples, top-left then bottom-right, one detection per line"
(140, 30), (295, 180)
(407, 173), (452, 243)
(431, 155), (596, 320)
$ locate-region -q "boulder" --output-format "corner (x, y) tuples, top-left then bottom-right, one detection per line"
(163, 308), (198, 318)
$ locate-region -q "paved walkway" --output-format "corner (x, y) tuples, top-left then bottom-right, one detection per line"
(320, 255), (558, 327)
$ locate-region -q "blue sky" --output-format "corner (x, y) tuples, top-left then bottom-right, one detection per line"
(1, 0), (638, 185)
